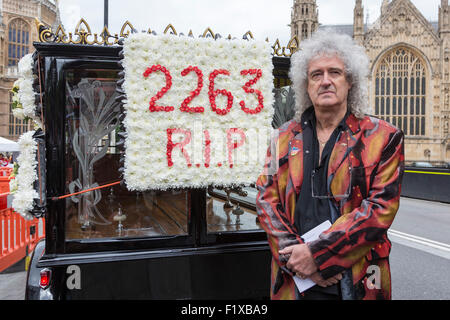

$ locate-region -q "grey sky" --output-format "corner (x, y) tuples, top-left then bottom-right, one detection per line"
(58, 0), (442, 45)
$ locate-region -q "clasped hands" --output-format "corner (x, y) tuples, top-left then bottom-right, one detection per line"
(279, 244), (343, 287)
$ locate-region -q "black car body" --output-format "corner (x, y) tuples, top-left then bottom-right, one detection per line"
(24, 30), (293, 299)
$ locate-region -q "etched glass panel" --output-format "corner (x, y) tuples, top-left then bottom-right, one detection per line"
(64, 68), (189, 239)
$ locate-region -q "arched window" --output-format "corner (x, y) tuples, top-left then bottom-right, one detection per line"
(8, 19), (31, 137)
(9, 93), (30, 138)
(302, 23), (308, 38)
(374, 47), (426, 136)
(8, 19), (30, 66)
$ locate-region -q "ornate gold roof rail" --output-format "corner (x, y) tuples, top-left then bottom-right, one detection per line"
(35, 18), (299, 57)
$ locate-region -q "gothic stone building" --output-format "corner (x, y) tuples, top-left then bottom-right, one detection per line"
(291, 0), (450, 166)
(0, 0), (58, 141)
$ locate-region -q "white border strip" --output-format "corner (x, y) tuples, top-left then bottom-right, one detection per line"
(388, 229), (450, 260)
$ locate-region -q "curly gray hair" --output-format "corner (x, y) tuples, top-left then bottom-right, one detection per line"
(289, 30), (371, 121)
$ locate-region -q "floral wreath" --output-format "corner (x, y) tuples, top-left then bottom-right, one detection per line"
(119, 33), (275, 191)
(11, 130), (38, 220)
(10, 53), (42, 220)
(11, 52), (42, 129)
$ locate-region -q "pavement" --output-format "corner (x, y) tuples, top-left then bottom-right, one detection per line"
(0, 259), (27, 300)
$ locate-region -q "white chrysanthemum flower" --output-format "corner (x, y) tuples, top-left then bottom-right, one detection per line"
(18, 53), (34, 77)
(15, 53), (42, 129)
(12, 107), (25, 120)
(12, 131), (38, 220)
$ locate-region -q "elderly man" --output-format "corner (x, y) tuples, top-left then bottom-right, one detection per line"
(256, 31), (404, 300)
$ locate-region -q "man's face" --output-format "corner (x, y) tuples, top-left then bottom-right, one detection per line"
(307, 55), (351, 111)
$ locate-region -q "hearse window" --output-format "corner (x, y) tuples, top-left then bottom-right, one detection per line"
(207, 186), (261, 233)
(64, 68), (189, 240)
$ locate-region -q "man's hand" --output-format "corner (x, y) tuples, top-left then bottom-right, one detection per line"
(279, 244), (318, 278)
(279, 244), (344, 287)
(310, 272), (343, 287)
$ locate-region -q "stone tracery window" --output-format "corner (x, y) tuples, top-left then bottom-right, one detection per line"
(302, 23), (308, 38)
(8, 18), (32, 138)
(8, 18), (30, 66)
(374, 47), (426, 136)
(9, 92), (30, 138)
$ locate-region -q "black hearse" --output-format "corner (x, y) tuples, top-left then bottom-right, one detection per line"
(24, 20), (296, 300)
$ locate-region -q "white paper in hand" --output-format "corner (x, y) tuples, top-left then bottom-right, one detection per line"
(293, 220), (332, 293)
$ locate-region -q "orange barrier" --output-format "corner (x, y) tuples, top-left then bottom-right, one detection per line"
(0, 167), (13, 177)
(0, 169), (46, 272)
(0, 208), (45, 272)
